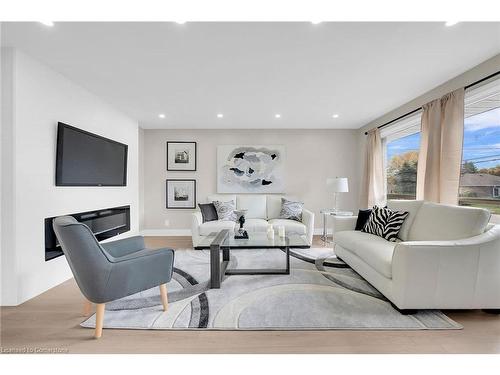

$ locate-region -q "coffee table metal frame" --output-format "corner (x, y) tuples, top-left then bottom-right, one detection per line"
(195, 229), (309, 289)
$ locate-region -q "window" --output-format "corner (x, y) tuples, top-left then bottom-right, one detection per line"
(382, 113), (421, 200)
(459, 79), (500, 218)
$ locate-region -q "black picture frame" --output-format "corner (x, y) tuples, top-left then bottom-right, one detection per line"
(166, 179), (197, 209)
(166, 141), (197, 171)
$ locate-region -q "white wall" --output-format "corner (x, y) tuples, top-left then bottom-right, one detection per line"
(0, 48), (140, 306)
(141, 129), (361, 234)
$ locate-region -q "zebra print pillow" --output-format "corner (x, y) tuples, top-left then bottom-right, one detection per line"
(362, 206), (409, 242)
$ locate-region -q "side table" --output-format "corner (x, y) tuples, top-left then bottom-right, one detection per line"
(320, 209), (353, 243)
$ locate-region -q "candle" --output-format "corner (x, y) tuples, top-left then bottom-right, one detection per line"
(278, 226), (285, 238)
(267, 225), (275, 240)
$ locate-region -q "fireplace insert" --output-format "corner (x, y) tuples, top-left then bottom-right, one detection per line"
(45, 205), (130, 261)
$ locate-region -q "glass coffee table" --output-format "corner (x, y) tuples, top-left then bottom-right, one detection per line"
(194, 229), (310, 288)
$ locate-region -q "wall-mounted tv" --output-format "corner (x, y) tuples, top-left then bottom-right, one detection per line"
(56, 122), (128, 186)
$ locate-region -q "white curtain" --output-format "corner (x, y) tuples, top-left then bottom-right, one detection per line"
(417, 88), (465, 204)
(362, 128), (385, 208)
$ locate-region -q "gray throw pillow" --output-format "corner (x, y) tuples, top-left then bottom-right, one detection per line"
(279, 198), (303, 222)
(212, 200), (237, 221)
(198, 203), (218, 223)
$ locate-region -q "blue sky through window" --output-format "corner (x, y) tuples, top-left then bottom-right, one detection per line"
(463, 106), (500, 169)
(386, 106), (500, 168)
(387, 132), (420, 162)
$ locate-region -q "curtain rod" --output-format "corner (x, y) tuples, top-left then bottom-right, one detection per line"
(364, 69), (500, 135)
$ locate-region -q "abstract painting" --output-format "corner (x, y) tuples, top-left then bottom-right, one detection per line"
(217, 145), (285, 193)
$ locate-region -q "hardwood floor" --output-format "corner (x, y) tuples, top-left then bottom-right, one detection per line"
(1, 236), (499, 354)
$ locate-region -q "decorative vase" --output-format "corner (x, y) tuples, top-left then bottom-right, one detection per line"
(233, 209), (249, 239)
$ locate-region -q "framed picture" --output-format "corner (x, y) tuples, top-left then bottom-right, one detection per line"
(217, 145), (285, 193)
(166, 179), (197, 209)
(167, 141), (197, 171)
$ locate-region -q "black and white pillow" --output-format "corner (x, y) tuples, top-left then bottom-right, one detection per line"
(198, 203), (218, 223)
(279, 198), (303, 222)
(212, 200), (237, 221)
(362, 205), (408, 242)
(355, 209), (372, 231)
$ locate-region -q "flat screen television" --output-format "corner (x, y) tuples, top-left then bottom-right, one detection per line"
(56, 122), (128, 186)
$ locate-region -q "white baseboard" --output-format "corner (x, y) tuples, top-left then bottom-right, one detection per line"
(142, 228), (329, 236)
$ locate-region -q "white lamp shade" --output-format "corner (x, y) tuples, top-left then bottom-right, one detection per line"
(327, 177), (349, 193)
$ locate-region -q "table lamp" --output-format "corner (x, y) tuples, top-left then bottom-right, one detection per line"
(327, 177), (349, 212)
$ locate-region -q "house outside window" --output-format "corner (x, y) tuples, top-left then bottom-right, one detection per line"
(459, 78), (500, 220)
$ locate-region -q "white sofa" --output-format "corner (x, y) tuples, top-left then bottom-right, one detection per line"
(192, 194), (314, 247)
(333, 200), (500, 312)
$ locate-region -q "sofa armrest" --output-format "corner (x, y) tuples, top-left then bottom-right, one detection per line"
(333, 216), (358, 234)
(191, 212), (203, 246)
(391, 226), (500, 309)
(301, 209), (314, 245)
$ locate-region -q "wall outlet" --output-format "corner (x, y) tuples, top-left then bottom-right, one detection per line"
(164, 219), (170, 227)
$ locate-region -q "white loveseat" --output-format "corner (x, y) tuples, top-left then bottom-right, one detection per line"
(191, 194), (314, 247)
(333, 200), (500, 312)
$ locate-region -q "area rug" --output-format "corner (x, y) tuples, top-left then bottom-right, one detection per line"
(81, 247), (462, 330)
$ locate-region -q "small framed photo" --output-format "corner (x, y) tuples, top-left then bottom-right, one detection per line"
(166, 179), (197, 209)
(167, 141), (197, 171)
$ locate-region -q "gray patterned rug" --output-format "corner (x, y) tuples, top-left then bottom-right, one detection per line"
(81, 247), (462, 330)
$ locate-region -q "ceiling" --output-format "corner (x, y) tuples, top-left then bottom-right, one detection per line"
(2, 22), (500, 129)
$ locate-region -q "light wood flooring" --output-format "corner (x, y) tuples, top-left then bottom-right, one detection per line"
(1, 236), (499, 354)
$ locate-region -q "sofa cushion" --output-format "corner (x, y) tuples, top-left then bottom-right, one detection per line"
(268, 219), (306, 235)
(207, 194), (236, 204)
(386, 200), (424, 241)
(244, 219), (270, 233)
(266, 195), (284, 219)
(199, 220), (236, 236)
(408, 202), (491, 241)
(237, 195), (267, 219)
(334, 231), (396, 278)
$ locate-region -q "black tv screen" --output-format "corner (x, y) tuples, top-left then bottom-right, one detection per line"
(56, 122), (128, 186)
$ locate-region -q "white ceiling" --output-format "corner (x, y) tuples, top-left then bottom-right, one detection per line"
(2, 22), (500, 129)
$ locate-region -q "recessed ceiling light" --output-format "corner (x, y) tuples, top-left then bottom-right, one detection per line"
(332, 114), (339, 119)
(445, 21), (459, 27)
(217, 113), (224, 118)
(275, 114), (282, 118)
(158, 114), (166, 119)
(311, 21), (322, 25)
(175, 21), (186, 25)
(39, 21), (54, 27)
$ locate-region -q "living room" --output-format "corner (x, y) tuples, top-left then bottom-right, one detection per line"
(1, 0), (500, 371)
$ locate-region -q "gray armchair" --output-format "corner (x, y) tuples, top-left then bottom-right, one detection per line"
(53, 216), (174, 338)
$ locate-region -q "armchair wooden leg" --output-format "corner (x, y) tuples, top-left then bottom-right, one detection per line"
(83, 299), (93, 317)
(94, 303), (105, 339)
(159, 284), (169, 311)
